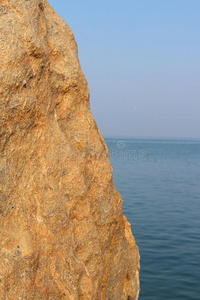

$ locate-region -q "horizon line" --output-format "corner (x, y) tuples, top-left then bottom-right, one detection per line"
(103, 135), (200, 140)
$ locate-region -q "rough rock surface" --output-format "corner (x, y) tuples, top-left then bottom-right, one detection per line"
(0, 0), (140, 299)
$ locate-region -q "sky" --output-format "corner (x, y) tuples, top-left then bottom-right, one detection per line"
(48, 0), (200, 139)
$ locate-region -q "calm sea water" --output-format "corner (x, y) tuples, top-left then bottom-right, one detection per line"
(105, 137), (200, 300)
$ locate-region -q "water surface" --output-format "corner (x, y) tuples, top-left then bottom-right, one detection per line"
(105, 137), (200, 300)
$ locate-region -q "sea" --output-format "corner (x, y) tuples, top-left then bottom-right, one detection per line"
(104, 137), (200, 300)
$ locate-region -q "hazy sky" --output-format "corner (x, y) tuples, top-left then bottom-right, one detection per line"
(48, 0), (200, 138)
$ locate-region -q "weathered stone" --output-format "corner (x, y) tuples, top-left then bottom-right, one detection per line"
(0, 0), (140, 299)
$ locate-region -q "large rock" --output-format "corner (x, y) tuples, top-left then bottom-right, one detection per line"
(0, 1), (140, 299)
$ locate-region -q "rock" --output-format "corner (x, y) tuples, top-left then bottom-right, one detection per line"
(0, 0), (140, 299)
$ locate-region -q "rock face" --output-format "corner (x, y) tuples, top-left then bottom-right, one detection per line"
(0, 1), (140, 299)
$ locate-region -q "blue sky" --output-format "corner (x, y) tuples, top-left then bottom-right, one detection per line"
(48, 0), (200, 138)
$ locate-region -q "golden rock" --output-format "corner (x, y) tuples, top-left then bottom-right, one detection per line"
(0, 1), (140, 299)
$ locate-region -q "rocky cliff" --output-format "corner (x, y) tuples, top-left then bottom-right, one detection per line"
(0, 1), (140, 299)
